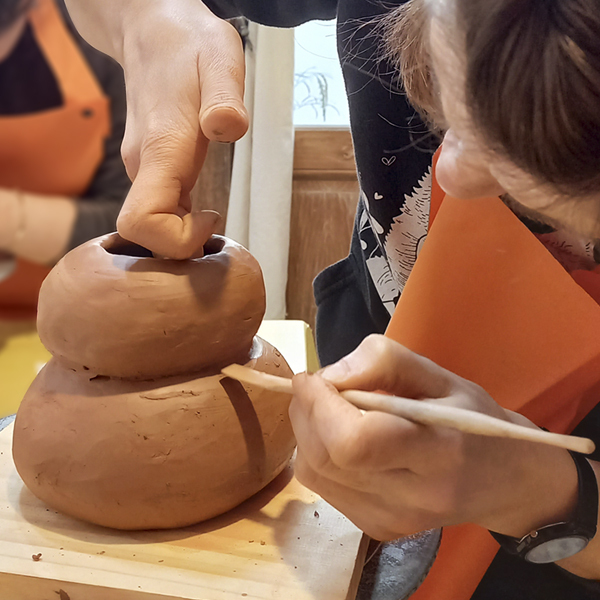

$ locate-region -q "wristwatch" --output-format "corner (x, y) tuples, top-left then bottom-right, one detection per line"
(490, 451), (598, 564)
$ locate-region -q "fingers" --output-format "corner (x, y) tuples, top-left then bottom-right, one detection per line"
(117, 148), (222, 258)
(294, 451), (413, 541)
(320, 334), (455, 399)
(198, 21), (249, 142)
(119, 82), (214, 258)
(118, 207), (221, 260)
(290, 373), (444, 475)
(115, 4), (247, 256)
(290, 373), (364, 474)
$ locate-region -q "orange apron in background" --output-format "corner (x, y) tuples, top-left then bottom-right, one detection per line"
(386, 160), (600, 599)
(0, 0), (110, 317)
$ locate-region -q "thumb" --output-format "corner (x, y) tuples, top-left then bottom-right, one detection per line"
(320, 334), (453, 400)
(198, 20), (249, 142)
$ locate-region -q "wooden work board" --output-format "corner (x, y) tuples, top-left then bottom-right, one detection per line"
(0, 423), (367, 600)
(0, 320), (367, 598)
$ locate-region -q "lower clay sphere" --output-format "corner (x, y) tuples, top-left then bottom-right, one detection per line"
(12, 336), (295, 530)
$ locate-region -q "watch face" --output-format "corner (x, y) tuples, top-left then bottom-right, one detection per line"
(527, 536), (589, 564)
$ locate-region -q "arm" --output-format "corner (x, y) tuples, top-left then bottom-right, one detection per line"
(64, 0), (249, 259)
(289, 335), (600, 580)
(62, 0), (335, 258)
(0, 34), (130, 264)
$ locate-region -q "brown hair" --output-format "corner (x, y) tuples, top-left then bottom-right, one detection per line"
(380, 0), (444, 131)
(384, 0), (600, 199)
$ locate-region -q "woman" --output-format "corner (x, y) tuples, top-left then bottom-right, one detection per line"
(0, 0), (130, 318)
(59, 0), (600, 597)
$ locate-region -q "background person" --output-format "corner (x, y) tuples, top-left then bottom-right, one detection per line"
(61, 0), (600, 597)
(0, 0), (130, 318)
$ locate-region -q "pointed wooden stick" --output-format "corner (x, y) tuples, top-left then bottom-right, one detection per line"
(221, 364), (596, 455)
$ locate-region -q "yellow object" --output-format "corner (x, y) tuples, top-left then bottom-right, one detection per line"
(257, 320), (320, 374)
(0, 320), (50, 418)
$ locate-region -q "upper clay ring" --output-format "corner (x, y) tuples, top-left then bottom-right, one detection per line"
(37, 233), (266, 380)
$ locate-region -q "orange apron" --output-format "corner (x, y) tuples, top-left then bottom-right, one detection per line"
(0, 0), (110, 318)
(386, 157), (600, 599)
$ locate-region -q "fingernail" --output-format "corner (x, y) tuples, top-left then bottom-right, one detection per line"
(200, 210), (222, 225)
(320, 359), (351, 384)
(293, 371), (309, 383)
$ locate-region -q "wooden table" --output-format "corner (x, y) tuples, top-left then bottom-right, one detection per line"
(0, 320), (50, 418)
(0, 320), (369, 599)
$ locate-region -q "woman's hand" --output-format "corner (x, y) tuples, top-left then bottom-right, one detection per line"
(290, 335), (578, 541)
(65, 0), (249, 258)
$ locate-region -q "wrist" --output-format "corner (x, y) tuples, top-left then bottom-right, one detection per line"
(490, 452), (598, 565)
(556, 460), (600, 577)
(480, 443), (578, 538)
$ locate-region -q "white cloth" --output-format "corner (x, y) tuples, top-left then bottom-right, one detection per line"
(226, 22), (295, 319)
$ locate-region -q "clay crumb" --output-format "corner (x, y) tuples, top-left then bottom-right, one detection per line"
(96, 551), (105, 555)
(158, 560), (164, 563)
(314, 511), (319, 518)
(241, 594), (248, 597)
(56, 590), (71, 600)
(259, 540), (266, 546)
(248, 540), (254, 543)
(32, 553), (42, 562)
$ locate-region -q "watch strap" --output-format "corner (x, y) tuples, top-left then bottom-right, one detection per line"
(490, 450), (598, 561)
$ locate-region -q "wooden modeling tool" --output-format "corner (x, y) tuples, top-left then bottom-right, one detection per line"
(221, 364), (596, 455)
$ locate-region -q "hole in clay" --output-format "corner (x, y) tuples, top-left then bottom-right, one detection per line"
(104, 241), (154, 258)
(201, 237), (225, 256)
(101, 234), (225, 259)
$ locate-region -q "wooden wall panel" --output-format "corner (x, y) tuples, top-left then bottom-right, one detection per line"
(286, 129), (359, 330)
(293, 128), (357, 177)
(286, 181), (359, 329)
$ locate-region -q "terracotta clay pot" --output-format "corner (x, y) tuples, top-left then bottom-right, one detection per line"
(12, 234), (295, 530)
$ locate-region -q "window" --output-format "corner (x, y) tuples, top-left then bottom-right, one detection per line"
(294, 20), (350, 127)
